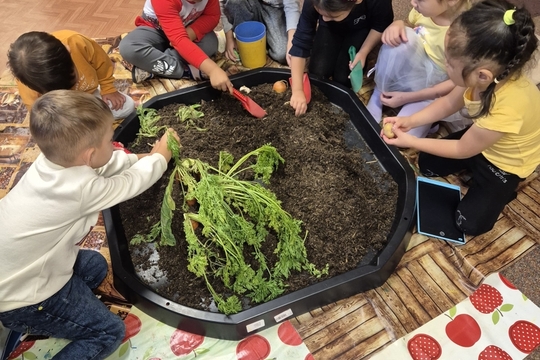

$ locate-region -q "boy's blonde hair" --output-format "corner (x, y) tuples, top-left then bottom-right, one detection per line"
(30, 90), (113, 165)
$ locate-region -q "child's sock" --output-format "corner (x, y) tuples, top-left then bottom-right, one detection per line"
(366, 88), (383, 121)
(183, 63), (208, 81)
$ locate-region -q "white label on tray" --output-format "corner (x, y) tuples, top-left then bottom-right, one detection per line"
(274, 308), (294, 323)
(246, 319), (265, 333)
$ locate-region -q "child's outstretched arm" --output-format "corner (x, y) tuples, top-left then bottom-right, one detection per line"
(380, 79), (456, 109)
(289, 56), (308, 116)
(71, 34), (127, 111)
(382, 85), (466, 137)
(384, 122), (503, 159)
(199, 59), (234, 93)
(84, 129), (180, 213)
(283, 0), (301, 66)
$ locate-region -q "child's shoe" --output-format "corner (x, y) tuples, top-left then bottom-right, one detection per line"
(183, 63), (208, 81)
(132, 66), (155, 84)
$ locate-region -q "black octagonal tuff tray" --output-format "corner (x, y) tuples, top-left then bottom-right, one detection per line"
(103, 68), (416, 340)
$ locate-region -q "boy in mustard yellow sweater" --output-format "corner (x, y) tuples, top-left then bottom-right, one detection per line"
(8, 30), (135, 119)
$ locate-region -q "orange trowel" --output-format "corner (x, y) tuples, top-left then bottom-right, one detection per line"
(232, 88), (267, 118)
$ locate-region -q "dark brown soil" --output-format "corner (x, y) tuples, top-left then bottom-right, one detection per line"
(119, 83), (398, 312)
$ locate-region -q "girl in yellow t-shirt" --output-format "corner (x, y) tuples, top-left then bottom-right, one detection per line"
(367, 0), (470, 137)
(382, 0), (540, 236)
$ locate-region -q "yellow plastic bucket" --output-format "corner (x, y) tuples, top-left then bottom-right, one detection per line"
(235, 21), (267, 69)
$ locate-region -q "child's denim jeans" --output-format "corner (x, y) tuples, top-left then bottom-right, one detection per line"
(0, 249), (125, 360)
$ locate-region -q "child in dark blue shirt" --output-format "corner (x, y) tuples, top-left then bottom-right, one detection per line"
(289, 0), (393, 115)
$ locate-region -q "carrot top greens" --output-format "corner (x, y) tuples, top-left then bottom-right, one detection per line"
(131, 110), (327, 315)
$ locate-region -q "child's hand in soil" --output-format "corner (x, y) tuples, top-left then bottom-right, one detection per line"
(290, 90), (307, 116)
(150, 129), (180, 162)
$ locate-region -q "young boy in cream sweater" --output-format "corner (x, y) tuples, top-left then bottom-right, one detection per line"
(0, 90), (178, 359)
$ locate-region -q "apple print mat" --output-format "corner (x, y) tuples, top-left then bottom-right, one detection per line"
(371, 272), (540, 360)
(6, 305), (314, 360)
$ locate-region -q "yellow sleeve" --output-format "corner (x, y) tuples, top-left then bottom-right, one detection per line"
(408, 9), (421, 27)
(68, 34), (117, 95)
(16, 79), (39, 110)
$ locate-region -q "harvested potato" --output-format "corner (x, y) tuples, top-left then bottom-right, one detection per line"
(383, 123), (395, 138)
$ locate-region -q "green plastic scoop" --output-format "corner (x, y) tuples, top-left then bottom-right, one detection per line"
(349, 46), (363, 93)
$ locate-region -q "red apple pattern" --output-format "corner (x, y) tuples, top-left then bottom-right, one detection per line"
(236, 334), (271, 360)
(122, 313), (142, 343)
(445, 313), (482, 347)
(7, 340), (35, 360)
(407, 334), (442, 360)
(470, 283), (515, 324)
(509, 320), (540, 354)
(499, 273), (517, 290)
(170, 329), (205, 356)
(478, 345), (512, 360)
(277, 321), (303, 346)
(470, 284), (503, 314)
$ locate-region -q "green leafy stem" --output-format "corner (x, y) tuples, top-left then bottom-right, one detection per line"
(130, 112), (327, 314)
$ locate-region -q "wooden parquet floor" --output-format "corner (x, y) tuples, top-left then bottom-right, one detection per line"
(0, 0), (145, 73)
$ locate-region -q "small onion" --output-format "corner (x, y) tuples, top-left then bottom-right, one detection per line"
(272, 80), (288, 93)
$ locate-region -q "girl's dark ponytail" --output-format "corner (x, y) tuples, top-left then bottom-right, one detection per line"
(494, 7), (536, 84)
(447, 0), (538, 119)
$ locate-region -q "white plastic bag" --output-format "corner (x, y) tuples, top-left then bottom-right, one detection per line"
(373, 27), (447, 93)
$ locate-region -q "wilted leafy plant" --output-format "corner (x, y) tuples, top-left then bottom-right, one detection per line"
(176, 104), (206, 131)
(131, 115), (327, 315)
(134, 105), (166, 145)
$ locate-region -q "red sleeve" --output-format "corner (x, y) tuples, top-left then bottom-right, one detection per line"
(188, 0), (220, 42)
(152, 0), (209, 68)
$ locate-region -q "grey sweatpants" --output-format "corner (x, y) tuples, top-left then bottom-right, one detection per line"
(222, 0), (288, 64)
(119, 26), (218, 78)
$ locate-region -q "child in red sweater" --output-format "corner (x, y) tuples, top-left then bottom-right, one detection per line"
(120, 0), (233, 93)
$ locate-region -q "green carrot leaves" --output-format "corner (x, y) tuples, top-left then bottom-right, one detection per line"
(129, 107), (326, 314)
(135, 106), (167, 144)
